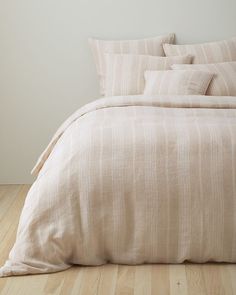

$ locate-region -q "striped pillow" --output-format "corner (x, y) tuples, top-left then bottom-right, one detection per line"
(89, 33), (175, 96)
(143, 70), (214, 95)
(163, 37), (236, 64)
(104, 54), (192, 96)
(172, 62), (236, 96)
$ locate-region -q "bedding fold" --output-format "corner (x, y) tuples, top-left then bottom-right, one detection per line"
(32, 95), (236, 176)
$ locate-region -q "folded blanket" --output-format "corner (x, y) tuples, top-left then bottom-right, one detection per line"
(1, 95), (236, 277)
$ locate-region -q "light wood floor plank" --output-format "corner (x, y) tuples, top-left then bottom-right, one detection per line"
(0, 185), (30, 265)
(0, 185), (235, 295)
(228, 264), (236, 293)
(202, 264), (231, 295)
(169, 265), (188, 295)
(44, 271), (66, 295)
(115, 265), (135, 295)
(97, 264), (118, 295)
(59, 268), (82, 295)
(151, 265), (170, 295)
(0, 275), (48, 295)
(0, 185), (21, 221)
(219, 265), (234, 295)
(76, 266), (101, 295)
(134, 265), (152, 295)
(186, 264), (207, 295)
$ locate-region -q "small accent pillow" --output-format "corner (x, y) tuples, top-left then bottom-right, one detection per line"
(163, 37), (236, 64)
(143, 70), (214, 95)
(104, 54), (192, 96)
(172, 62), (236, 96)
(89, 33), (175, 95)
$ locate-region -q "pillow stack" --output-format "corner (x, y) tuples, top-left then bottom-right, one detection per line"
(164, 37), (236, 96)
(89, 33), (175, 96)
(171, 62), (236, 96)
(90, 35), (236, 97)
(105, 54), (192, 96)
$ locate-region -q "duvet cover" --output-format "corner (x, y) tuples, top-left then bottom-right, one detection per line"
(1, 95), (236, 277)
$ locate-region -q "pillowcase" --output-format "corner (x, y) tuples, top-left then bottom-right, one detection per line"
(172, 62), (236, 96)
(163, 37), (236, 64)
(104, 54), (192, 96)
(143, 70), (214, 95)
(89, 33), (175, 95)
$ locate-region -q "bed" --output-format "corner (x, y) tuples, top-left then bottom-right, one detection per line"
(1, 94), (236, 277)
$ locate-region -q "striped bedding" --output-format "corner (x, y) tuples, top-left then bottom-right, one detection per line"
(89, 33), (175, 96)
(163, 37), (236, 64)
(143, 70), (213, 95)
(172, 62), (236, 96)
(104, 54), (192, 96)
(1, 94), (236, 277)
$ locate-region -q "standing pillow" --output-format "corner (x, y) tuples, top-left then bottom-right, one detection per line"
(143, 70), (214, 95)
(89, 33), (175, 95)
(172, 62), (236, 96)
(163, 37), (236, 64)
(104, 54), (192, 96)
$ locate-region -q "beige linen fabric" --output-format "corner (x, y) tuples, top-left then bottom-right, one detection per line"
(1, 95), (236, 277)
(172, 62), (236, 96)
(89, 33), (175, 95)
(104, 54), (192, 96)
(163, 37), (236, 64)
(143, 70), (213, 95)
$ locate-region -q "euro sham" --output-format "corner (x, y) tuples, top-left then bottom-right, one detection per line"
(172, 62), (236, 96)
(143, 70), (213, 95)
(105, 54), (192, 96)
(1, 94), (236, 277)
(163, 37), (236, 64)
(89, 33), (175, 95)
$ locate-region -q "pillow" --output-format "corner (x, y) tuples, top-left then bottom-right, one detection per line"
(104, 54), (192, 96)
(163, 37), (236, 64)
(143, 70), (214, 95)
(89, 33), (175, 95)
(172, 62), (236, 96)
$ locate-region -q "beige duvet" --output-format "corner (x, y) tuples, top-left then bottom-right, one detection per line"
(1, 95), (236, 277)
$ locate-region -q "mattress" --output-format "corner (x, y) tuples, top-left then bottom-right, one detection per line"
(1, 94), (236, 277)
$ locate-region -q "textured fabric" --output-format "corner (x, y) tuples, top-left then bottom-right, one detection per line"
(1, 94), (236, 277)
(104, 54), (192, 96)
(143, 70), (213, 95)
(172, 62), (236, 96)
(163, 37), (236, 64)
(89, 34), (175, 95)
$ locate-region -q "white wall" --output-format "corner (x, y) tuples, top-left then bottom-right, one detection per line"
(0, 0), (236, 184)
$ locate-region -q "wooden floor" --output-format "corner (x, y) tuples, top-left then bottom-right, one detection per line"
(0, 185), (235, 295)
